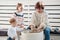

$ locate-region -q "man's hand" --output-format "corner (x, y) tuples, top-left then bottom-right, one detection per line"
(29, 25), (37, 33)
(30, 25), (35, 31)
(37, 23), (45, 32)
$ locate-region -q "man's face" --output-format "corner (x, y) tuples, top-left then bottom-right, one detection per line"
(36, 8), (43, 13)
(18, 6), (23, 12)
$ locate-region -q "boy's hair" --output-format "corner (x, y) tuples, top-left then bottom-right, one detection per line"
(16, 3), (22, 10)
(9, 18), (16, 24)
(35, 2), (44, 10)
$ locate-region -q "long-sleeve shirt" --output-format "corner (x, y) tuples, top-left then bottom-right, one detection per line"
(7, 26), (17, 38)
(12, 12), (24, 25)
(30, 12), (49, 29)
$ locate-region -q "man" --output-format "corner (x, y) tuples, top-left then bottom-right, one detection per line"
(29, 2), (51, 40)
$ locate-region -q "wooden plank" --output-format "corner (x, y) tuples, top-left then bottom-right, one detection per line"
(48, 19), (60, 22)
(45, 6), (60, 9)
(46, 11), (60, 13)
(0, 14), (12, 16)
(49, 23), (60, 26)
(48, 15), (60, 17)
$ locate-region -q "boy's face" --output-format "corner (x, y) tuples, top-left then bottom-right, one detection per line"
(11, 22), (17, 27)
(18, 6), (23, 12)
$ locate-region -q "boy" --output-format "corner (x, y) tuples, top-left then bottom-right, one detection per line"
(7, 18), (17, 40)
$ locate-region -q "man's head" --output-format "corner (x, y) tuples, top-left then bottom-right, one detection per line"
(35, 2), (44, 13)
(16, 3), (23, 12)
(9, 18), (16, 27)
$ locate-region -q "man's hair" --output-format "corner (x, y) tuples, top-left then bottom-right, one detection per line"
(16, 3), (22, 10)
(9, 18), (16, 23)
(35, 2), (44, 9)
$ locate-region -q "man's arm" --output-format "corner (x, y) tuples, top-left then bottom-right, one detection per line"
(37, 23), (45, 32)
(29, 13), (37, 32)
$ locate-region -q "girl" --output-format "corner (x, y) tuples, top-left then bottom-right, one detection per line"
(12, 3), (24, 40)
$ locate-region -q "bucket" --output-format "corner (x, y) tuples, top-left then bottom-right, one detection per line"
(20, 30), (44, 40)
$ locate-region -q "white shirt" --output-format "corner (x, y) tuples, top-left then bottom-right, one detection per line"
(7, 26), (17, 38)
(12, 12), (24, 25)
(30, 12), (51, 30)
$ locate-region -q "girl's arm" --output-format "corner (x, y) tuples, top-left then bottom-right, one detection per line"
(11, 13), (17, 19)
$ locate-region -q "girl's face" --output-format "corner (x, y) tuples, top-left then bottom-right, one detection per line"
(18, 6), (23, 12)
(36, 8), (43, 13)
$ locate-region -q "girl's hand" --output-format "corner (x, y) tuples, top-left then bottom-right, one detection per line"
(17, 24), (24, 28)
(20, 24), (24, 28)
(17, 24), (21, 26)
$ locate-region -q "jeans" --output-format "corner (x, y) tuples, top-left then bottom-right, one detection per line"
(7, 37), (15, 40)
(7, 37), (13, 40)
(44, 26), (51, 40)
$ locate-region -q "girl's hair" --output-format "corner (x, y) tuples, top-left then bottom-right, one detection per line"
(16, 3), (22, 10)
(35, 2), (44, 10)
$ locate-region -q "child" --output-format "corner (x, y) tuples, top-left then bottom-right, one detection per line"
(12, 3), (24, 40)
(7, 18), (17, 40)
(12, 3), (24, 25)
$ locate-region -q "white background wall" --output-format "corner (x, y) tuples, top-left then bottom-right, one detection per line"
(0, 0), (60, 29)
